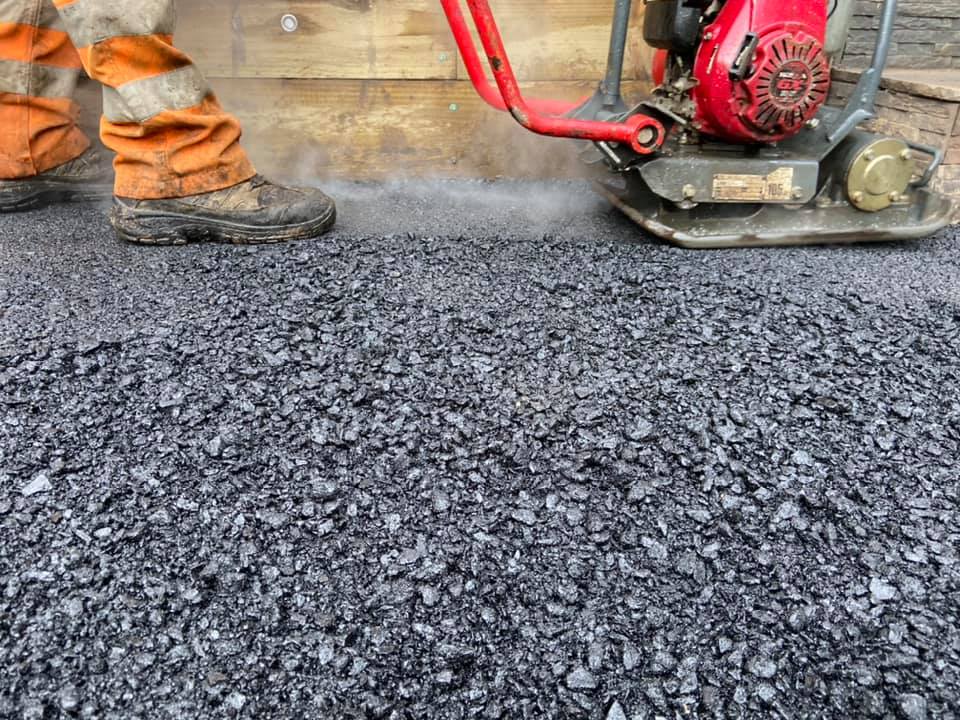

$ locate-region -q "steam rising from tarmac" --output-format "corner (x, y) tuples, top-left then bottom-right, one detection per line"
(323, 178), (602, 214)
(313, 178), (609, 239)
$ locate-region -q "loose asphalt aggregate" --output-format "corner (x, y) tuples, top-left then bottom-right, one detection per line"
(1, 180), (959, 720)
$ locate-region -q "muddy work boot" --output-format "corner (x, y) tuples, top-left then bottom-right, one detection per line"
(111, 175), (336, 246)
(0, 148), (112, 213)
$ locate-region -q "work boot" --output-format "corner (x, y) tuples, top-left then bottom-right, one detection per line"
(111, 175), (337, 246)
(0, 148), (112, 213)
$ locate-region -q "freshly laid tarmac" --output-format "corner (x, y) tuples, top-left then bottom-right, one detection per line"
(1, 181), (958, 719)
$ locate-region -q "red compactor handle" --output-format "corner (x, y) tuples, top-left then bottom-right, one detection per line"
(439, 0), (665, 154)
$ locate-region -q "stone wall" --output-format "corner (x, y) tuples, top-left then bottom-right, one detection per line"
(842, 0), (960, 69)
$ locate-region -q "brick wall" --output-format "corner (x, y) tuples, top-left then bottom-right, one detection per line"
(842, 0), (960, 69)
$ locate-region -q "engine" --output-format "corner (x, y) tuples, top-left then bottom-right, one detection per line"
(644, 0), (831, 144)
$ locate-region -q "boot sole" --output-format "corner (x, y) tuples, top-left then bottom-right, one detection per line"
(0, 184), (112, 213)
(111, 204), (337, 246)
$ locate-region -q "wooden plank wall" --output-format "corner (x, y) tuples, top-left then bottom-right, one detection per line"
(167, 0), (654, 180)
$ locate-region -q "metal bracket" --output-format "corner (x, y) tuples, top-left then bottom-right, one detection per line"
(825, 0), (899, 144)
(907, 141), (945, 188)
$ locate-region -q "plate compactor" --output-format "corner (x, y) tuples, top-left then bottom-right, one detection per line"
(440, 0), (955, 248)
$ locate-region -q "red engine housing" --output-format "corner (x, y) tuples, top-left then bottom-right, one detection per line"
(691, 0), (830, 144)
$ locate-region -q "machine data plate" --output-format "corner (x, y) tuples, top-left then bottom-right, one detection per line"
(639, 153), (817, 204)
(712, 167), (795, 201)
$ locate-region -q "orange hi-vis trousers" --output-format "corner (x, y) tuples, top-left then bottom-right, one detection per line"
(0, 0), (255, 198)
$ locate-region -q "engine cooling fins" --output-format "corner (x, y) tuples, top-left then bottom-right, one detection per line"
(740, 36), (830, 136)
(744, 37), (830, 134)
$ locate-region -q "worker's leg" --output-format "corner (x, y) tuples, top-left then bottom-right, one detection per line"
(3, 0), (334, 241)
(51, 0), (255, 199)
(0, 0), (89, 178)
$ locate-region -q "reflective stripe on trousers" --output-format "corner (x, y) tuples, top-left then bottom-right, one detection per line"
(0, 0), (254, 198)
(0, 0), (85, 176)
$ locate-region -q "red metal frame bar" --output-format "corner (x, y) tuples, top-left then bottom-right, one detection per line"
(439, 0), (577, 116)
(440, 0), (665, 154)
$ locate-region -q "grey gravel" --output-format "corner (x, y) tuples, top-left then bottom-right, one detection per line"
(1, 180), (959, 719)
(57, 684), (79, 713)
(19, 473), (52, 497)
(871, 577), (899, 603)
(605, 699), (627, 720)
(899, 692), (928, 720)
(748, 656), (778, 679)
(567, 667), (598, 690)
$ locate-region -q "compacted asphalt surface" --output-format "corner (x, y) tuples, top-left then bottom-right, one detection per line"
(1, 180), (958, 719)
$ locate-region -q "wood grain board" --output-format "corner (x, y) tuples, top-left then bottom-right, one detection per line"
(71, 77), (614, 180)
(208, 78), (648, 180)
(165, 0), (657, 180)
(175, 0), (654, 82)
(178, 0), (457, 80)
(452, 0), (654, 82)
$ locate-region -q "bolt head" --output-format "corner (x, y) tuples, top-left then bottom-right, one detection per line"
(636, 126), (657, 146)
(900, 149), (913, 161)
(805, 118), (820, 130)
(682, 184), (696, 200)
(280, 13), (299, 32)
(792, 187), (804, 200)
(864, 150), (876, 162)
(851, 191), (865, 203)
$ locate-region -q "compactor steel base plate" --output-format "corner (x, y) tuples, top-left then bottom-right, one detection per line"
(595, 175), (955, 249)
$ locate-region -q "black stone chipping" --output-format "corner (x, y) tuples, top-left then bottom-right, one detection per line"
(1, 180), (958, 719)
